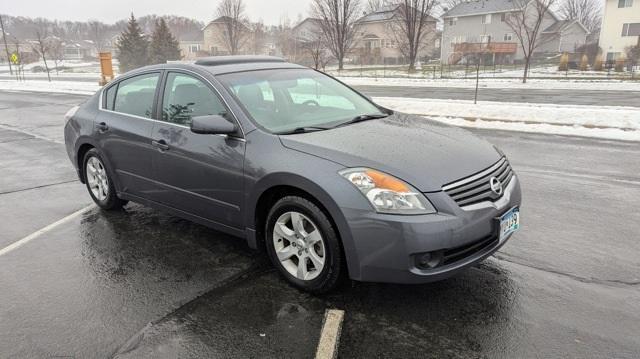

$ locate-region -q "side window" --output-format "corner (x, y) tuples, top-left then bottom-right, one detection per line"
(113, 73), (159, 118)
(104, 84), (117, 110)
(161, 73), (227, 126)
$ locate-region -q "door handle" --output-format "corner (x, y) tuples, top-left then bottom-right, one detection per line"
(97, 122), (109, 133)
(152, 140), (170, 151)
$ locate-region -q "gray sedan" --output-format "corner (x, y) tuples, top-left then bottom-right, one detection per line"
(64, 56), (521, 293)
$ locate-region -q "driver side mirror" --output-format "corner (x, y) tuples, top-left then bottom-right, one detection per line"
(191, 115), (237, 135)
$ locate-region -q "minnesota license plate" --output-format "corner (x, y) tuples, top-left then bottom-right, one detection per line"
(499, 207), (520, 242)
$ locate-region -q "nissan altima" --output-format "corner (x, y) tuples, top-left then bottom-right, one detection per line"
(64, 56), (521, 293)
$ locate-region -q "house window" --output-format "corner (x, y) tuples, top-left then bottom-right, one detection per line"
(482, 14), (492, 24)
(504, 33), (513, 41)
(621, 23), (640, 36)
(480, 35), (492, 43)
(501, 13), (507, 22)
(189, 44), (200, 53)
(449, 17), (458, 26)
(618, 0), (633, 7)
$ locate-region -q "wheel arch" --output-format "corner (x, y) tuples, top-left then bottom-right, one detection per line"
(247, 172), (360, 279)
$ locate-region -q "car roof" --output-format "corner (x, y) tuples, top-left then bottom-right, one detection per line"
(125, 56), (308, 77)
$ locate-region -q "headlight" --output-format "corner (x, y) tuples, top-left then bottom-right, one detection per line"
(340, 168), (436, 215)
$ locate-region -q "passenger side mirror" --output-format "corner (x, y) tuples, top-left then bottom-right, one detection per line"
(191, 115), (237, 135)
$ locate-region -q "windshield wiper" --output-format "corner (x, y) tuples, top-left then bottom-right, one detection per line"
(333, 114), (389, 129)
(277, 126), (331, 135)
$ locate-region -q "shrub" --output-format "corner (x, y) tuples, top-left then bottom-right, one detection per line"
(558, 53), (569, 71)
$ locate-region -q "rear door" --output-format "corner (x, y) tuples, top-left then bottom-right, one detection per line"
(150, 71), (246, 229)
(95, 72), (161, 198)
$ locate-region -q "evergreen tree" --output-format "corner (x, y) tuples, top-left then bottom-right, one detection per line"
(149, 18), (182, 64)
(116, 14), (149, 72)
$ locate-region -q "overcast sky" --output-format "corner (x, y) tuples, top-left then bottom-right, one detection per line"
(2, 0), (314, 25)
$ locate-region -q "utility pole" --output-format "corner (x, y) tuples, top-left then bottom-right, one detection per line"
(0, 15), (13, 75)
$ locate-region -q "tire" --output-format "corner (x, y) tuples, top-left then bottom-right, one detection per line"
(265, 196), (344, 293)
(82, 148), (127, 210)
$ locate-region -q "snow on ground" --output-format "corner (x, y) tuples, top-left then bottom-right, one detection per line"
(428, 117), (640, 142)
(0, 80), (99, 95)
(374, 97), (640, 130)
(374, 97), (640, 142)
(340, 76), (640, 91)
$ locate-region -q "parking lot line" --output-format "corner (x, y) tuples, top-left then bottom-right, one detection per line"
(0, 205), (93, 257)
(315, 309), (345, 359)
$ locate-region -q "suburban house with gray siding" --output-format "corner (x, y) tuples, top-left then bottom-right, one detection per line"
(354, 5), (439, 65)
(441, 0), (589, 65)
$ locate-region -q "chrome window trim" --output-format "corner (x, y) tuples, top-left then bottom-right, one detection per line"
(442, 157), (506, 191)
(98, 67), (246, 140)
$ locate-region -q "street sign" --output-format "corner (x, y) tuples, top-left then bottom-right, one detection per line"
(10, 52), (19, 64)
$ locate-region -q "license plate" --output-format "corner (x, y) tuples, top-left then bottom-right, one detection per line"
(499, 207), (520, 242)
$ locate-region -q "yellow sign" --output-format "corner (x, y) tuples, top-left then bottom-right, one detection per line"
(10, 52), (19, 65)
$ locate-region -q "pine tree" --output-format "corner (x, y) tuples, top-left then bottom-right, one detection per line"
(116, 14), (149, 72)
(150, 18), (181, 64)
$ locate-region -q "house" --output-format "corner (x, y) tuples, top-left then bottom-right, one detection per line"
(441, 0), (589, 65)
(599, 0), (639, 61)
(63, 40), (97, 60)
(353, 5), (439, 65)
(292, 17), (323, 43)
(177, 31), (205, 60)
(203, 16), (251, 56)
(290, 18), (324, 65)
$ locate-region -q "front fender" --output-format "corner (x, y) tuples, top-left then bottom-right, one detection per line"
(245, 171), (364, 280)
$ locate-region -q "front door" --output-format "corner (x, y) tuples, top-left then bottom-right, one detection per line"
(150, 71), (245, 229)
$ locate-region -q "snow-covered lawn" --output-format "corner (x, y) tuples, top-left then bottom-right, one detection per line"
(0, 79), (99, 95)
(374, 97), (640, 142)
(340, 76), (640, 91)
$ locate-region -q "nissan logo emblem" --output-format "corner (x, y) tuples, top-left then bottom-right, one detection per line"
(490, 177), (503, 196)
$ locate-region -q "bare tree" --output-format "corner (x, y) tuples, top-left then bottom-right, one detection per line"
(366, 0), (387, 12)
(88, 20), (108, 53)
(249, 21), (267, 55)
(0, 15), (13, 75)
(390, 0), (438, 71)
(216, 0), (249, 55)
(32, 25), (52, 82)
(313, 0), (362, 70)
(558, 0), (602, 33)
(504, 0), (557, 83)
(47, 37), (64, 75)
(275, 16), (296, 60)
(303, 34), (332, 70)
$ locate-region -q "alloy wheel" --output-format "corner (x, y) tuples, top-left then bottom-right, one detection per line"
(272, 211), (326, 281)
(86, 156), (109, 201)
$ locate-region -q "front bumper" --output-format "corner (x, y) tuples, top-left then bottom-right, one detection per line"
(342, 175), (522, 284)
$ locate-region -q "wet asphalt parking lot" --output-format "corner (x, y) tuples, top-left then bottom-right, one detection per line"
(0, 90), (639, 358)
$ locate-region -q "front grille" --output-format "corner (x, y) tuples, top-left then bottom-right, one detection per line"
(442, 157), (514, 207)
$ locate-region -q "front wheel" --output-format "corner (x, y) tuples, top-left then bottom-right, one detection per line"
(265, 196), (344, 293)
(83, 148), (126, 210)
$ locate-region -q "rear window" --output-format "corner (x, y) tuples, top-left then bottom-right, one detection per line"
(113, 73), (160, 119)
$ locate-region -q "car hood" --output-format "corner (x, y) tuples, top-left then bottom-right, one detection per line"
(279, 113), (502, 192)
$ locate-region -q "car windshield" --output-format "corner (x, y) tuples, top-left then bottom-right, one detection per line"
(218, 69), (387, 134)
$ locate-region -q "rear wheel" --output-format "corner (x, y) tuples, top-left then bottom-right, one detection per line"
(265, 196), (344, 293)
(83, 148), (126, 210)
